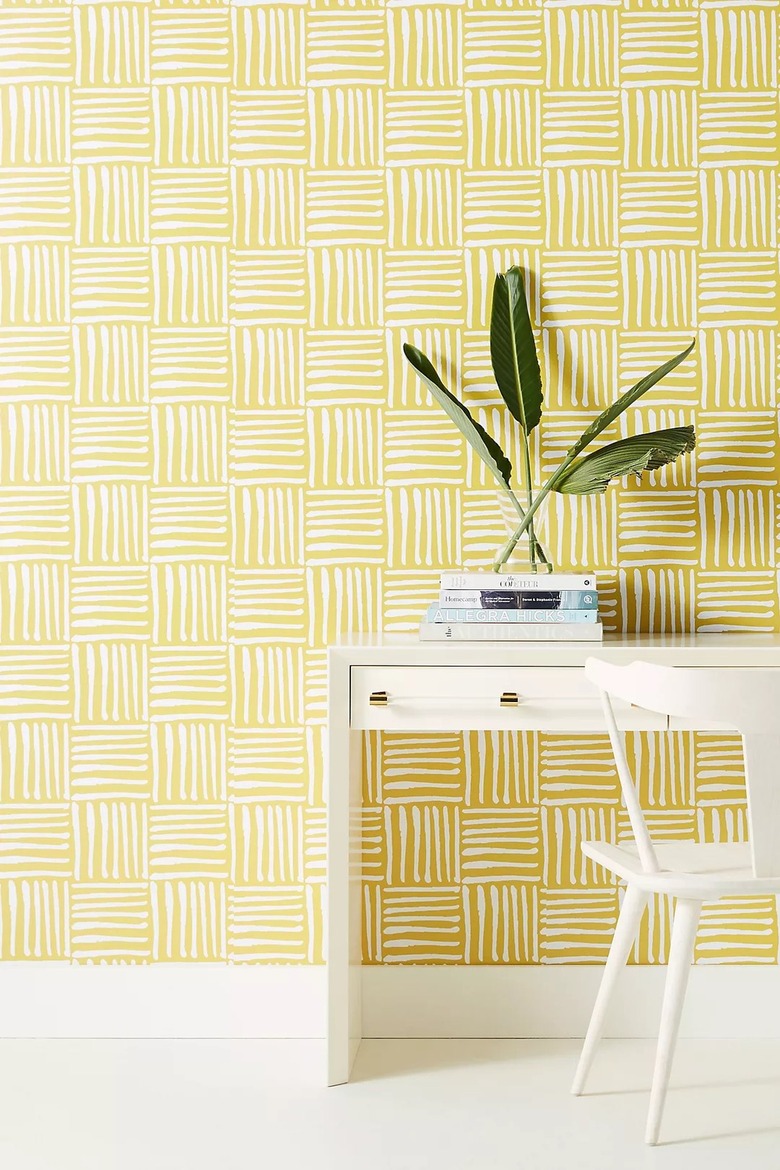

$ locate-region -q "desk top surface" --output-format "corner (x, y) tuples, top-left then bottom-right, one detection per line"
(329, 632), (780, 668)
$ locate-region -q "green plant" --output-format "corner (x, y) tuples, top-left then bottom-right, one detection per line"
(403, 266), (696, 572)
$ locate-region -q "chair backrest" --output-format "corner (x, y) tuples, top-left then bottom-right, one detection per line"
(585, 658), (780, 878)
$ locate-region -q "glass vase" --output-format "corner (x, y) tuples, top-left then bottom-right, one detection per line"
(494, 492), (553, 575)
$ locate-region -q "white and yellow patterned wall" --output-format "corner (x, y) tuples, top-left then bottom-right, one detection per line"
(1, 0), (778, 965)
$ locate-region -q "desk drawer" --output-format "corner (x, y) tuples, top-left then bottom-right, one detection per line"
(350, 666), (667, 732)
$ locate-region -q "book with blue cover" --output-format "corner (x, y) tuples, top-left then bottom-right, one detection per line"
(427, 605), (598, 624)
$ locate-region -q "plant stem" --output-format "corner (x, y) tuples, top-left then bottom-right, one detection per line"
(519, 431), (537, 571)
(518, 429), (552, 573)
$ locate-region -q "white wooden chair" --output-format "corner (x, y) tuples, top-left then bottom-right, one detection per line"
(572, 656), (780, 1144)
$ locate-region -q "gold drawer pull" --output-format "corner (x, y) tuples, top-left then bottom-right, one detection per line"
(369, 691), (523, 708)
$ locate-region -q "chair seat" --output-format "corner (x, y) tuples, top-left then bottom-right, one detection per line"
(581, 840), (780, 896)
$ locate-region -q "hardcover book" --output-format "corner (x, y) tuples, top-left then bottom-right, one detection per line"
(440, 572), (596, 591)
(419, 621), (604, 642)
(427, 605), (598, 624)
(439, 589), (598, 610)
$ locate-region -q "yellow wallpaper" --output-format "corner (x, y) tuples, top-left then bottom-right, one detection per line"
(2, 1), (778, 964)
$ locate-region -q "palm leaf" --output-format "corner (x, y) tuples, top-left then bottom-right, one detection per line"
(561, 340), (696, 468)
(403, 343), (513, 488)
(489, 266), (543, 434)
(554, 426), (696, 495)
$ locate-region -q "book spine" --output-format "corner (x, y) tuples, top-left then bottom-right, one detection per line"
(419, 621), (604, 642)
(439, 589), (598, 609)
(440, 572), (597, 591)
(427, 605), (598, 624)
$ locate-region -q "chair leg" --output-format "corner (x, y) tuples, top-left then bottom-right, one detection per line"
(571, 883), (647, 1096)
(645, 897), (702, 1146)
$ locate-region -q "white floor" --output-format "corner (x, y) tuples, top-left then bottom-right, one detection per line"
(1, 1038), (780, 1169)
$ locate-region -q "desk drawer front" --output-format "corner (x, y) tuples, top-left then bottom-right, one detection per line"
(350, 666), (667, 731)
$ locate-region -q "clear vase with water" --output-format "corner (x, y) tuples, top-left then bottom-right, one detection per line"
(494, 492), (552, 574)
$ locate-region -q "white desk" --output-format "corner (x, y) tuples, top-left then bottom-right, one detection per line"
(326, 633), (780, 1085)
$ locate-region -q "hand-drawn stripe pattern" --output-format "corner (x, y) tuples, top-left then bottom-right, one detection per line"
(2, 2), (778, 967)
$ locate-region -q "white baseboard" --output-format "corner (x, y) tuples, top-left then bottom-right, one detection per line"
(0, 964), (325, 1039)
(362, 966), (780, 1040)
(2, 964), (780, 1041)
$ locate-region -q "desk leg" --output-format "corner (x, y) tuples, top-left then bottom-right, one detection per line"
(327, 657), (362, 1085)
(743, 734), (780, 878)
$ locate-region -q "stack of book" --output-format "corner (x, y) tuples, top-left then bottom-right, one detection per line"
(420, 572), (602, 641)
